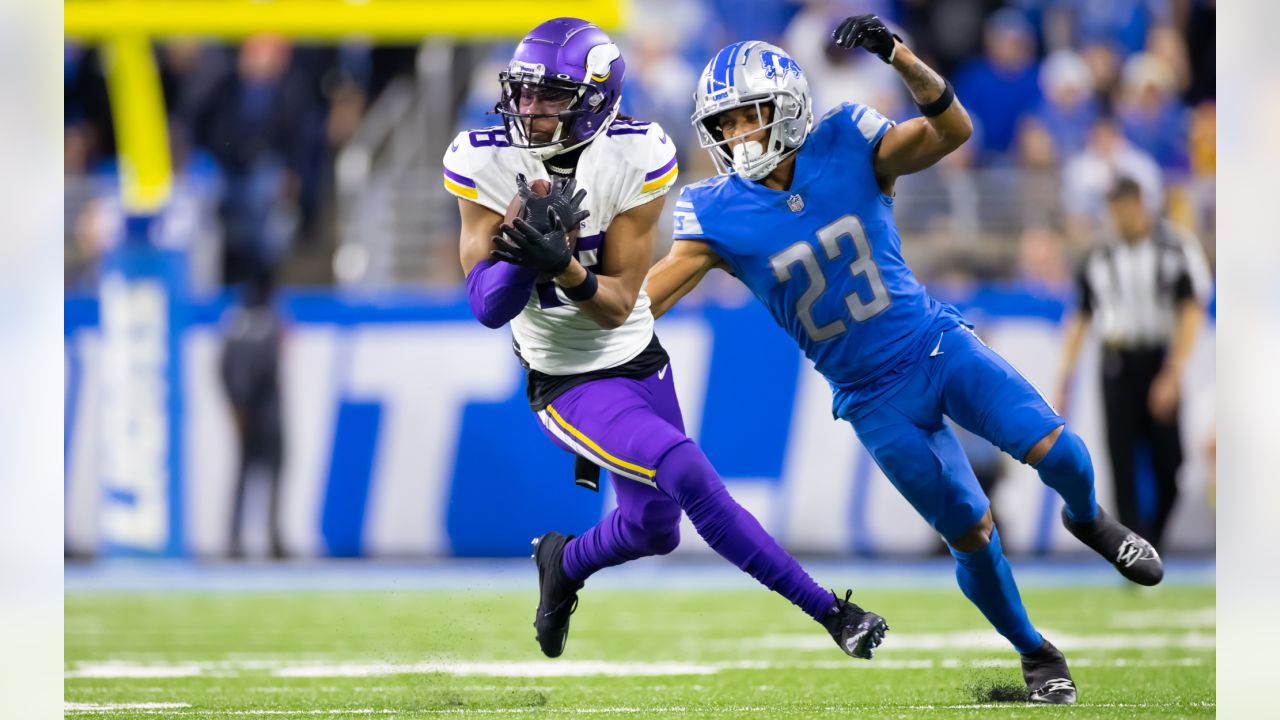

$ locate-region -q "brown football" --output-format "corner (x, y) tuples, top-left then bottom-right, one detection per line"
(503, 178), (580, 250)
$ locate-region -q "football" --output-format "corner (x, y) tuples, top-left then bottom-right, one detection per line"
(503, 177), (580, 251)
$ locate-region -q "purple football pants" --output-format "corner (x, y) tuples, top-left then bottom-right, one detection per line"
(535, 362), (835, 622)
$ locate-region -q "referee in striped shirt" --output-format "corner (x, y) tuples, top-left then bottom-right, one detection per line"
(1055, 177), (1211, 551)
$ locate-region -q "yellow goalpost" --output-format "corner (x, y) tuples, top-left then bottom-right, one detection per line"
(64, 0), (628, 217)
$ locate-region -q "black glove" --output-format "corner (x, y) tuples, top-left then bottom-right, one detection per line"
(492, 208), (572, 275)
(832, 14), (902, 64)
(516, 173), (590, 233)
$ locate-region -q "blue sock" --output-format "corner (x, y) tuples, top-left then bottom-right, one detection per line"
(1035, 429), (1099, 523)
(951, 528), (1043, 655)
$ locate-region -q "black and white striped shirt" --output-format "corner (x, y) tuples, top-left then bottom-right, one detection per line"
(1076, 221), (1212, 347)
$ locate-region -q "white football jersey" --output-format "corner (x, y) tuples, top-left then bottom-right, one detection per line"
(443, 121), (679, 375)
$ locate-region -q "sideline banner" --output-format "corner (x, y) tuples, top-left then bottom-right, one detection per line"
(90, 242), (187, 556)
(64, 288), (1216, 558)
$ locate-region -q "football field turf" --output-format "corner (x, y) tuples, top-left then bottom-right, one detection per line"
(66, 564), (1214, 719)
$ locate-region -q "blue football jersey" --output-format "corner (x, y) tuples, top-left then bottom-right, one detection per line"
(673, 102), (963, 418)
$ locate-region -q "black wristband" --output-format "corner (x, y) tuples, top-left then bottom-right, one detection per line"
(916, 80), (955, 118)
(561, 268), (599, 302)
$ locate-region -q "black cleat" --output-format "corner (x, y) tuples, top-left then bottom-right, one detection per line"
(1062, 507), (1163, 586)
(531, 532), (583, 658)
(820, 589), (889, 659)
(1021, 637), (1077, 704)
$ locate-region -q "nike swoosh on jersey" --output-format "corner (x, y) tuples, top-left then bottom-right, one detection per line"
(657, 364), (669, 380)
(929, 333), (945, 357)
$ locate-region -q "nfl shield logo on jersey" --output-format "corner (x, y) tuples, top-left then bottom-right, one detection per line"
(787, 194), (805, 212)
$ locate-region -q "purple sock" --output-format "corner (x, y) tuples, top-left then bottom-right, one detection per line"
(656, 441), (835, 622)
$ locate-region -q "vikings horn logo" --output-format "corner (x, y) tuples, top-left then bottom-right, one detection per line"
(586, 43), (621, 82)
(759, 50), (802, 81)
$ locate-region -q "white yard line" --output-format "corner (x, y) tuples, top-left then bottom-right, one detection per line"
(273, 660), (725, 678)
(1107, 607), (1216, 628)
(904, 702), (1216, 710)
(768, 657), (1204, 671)
(749, 629), (1216, 652)
(62, 702), (1217, 716)
(65, 654), (1208, 681)
(66, 664), (205, 679)
(65, 703), (191, 711)
(66, 711), (395, 717)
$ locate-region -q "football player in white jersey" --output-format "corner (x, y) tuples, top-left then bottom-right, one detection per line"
(446, 17), (886, 661)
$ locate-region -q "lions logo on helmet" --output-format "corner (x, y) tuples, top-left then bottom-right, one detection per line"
(759, 50), (803, 81)
(692, 41), (813, 180)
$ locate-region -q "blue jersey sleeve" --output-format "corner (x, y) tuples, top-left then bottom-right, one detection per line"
(819, 102), (895, 161)
(671, 185), (706, 240)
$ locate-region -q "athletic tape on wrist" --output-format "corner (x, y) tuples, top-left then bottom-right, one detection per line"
(886, 33), (903, 64)
(562, 268), (599, 302)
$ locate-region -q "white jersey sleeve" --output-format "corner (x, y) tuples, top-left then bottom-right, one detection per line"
(442, 128), (518, 215)
(615, 122), (680, 214)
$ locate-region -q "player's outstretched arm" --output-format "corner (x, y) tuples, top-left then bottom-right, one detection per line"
(553, 195), (665, 330)
(832, 15), (972, 183)
(646, 239), (724, 320)
(873, 44), (972, 179)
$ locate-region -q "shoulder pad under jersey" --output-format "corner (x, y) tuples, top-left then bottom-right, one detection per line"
(606, 120), (680, 213)
(818, 102), (895, 154)
(671, 171), (741, 241)
(442, 126), (521, 215)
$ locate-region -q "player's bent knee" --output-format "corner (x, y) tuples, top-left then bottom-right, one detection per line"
(646, 525), (681, 556)
(617, 512), (681, 557)
(633, 503), (683, 556)
(1025, 425), (1065, 466)
(1032, 427), (1091, 475)
(654, 440), (719, 503)
(949, 510), (994, 553)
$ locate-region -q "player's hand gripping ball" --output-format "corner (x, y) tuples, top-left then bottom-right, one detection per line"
(494, 174), (589, 279)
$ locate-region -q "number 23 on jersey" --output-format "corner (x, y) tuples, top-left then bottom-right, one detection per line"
(769, 214), (891, 342)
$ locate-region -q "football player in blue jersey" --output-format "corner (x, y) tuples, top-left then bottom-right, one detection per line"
(646, 15), (1165, 705)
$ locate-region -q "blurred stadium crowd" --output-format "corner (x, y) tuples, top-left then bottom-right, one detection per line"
(63, 0), (1216, 295)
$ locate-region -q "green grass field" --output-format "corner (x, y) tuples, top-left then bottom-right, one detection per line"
(65, 579), (1214, 719)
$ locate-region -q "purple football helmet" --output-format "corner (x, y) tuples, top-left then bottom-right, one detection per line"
(496, 17), (625, 159)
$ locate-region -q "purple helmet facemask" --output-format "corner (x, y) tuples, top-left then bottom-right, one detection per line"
(495, 17), (625, 160)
